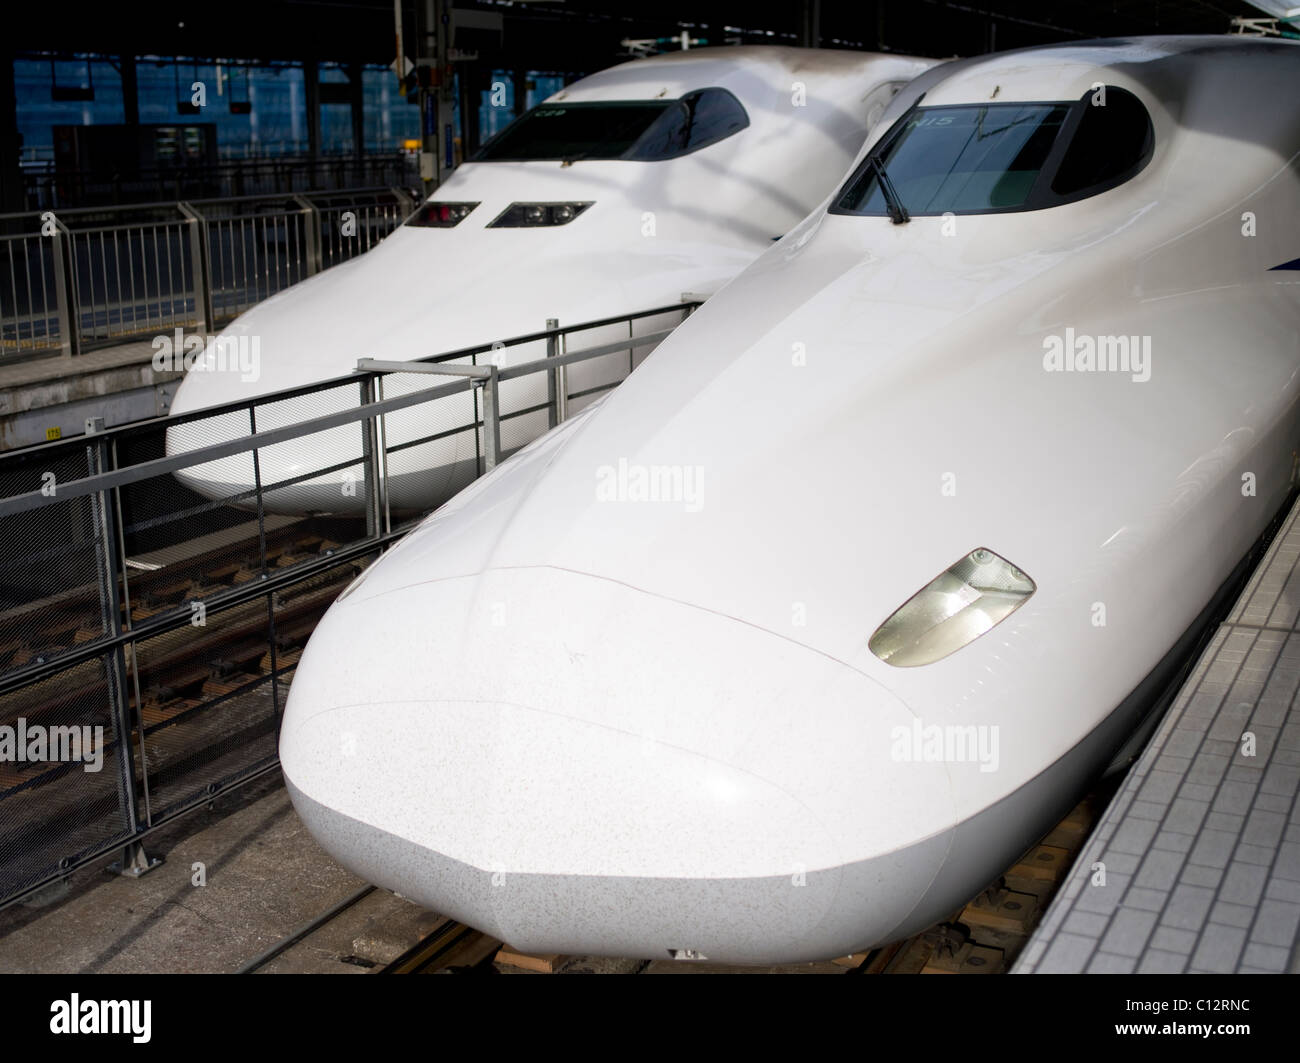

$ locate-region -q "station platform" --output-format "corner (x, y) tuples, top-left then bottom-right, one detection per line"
(1014, 500), (1300, 974)
(0, 338), (181, 449)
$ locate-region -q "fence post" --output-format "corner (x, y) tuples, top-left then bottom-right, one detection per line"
(51, 216), (78, 357)
(294, 194), (322, 276)
(177, 202), (212, 334)
(390, 186), (417, 216)
(479, 365), (501, 473)
(359, 375), (388, 538)
(84, 417), (161, 878)
(557, 329), (569, 425)
(681, 291), (706, 319)
(545, 318), (565, 428)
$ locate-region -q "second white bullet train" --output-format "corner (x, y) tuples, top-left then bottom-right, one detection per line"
(281, 35), (1300, 963)
(165, 45), (935, 514)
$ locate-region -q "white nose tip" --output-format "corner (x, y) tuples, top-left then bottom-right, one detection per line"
(281, 566), (959, 962)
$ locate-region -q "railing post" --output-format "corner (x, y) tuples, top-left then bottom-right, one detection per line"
(85, 416), (161, 878)
(359, 374), (388, 538)
(249, 405), (269, 582)
(479, 364), (501, 473)
(545, 317), (568, 427)
(51, 216), (78, 357)
(556, 335), (569, 425)
(294, 194), (322, 276)
(390, 185), (417, 215)
(178, 202), (212, 334)
(355, 357), (499, 478)
(544, 318), (558, 429)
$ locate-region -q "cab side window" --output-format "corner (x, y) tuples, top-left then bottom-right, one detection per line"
(679, 88), (750, 152)
(627, 88), (750, 160)
(1051, 86), (1154, 197)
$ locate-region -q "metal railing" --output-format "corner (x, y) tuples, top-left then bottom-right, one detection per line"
(0, 187), (418, 362)
(23, 153), (418, 211)
(0, 299), (699, 908)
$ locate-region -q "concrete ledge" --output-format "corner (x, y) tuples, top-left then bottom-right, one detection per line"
(0, 339), (183, 450)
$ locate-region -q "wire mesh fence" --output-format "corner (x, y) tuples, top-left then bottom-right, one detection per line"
(0, 300), (697, 906)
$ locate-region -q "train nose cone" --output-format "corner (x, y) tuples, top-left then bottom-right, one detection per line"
(281, 567), (958, 964)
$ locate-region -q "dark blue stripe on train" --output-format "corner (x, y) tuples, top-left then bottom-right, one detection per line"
(1271, 258), (1300, 270)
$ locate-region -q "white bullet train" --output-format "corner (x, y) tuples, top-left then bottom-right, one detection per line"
(280, 36), (1300, 963)
(165, 46), (936, 514)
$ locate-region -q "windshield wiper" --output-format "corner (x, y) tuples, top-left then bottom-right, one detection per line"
(869, 155), (910, 225)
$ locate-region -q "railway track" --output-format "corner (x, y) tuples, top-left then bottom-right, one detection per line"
(379, 919), (503, 974)
(238, 887), (503, 975)
(0, 509), (379, 905)
(0, 514), (369, 797)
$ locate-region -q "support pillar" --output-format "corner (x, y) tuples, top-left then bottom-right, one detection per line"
(303, 58), (321, 160)
(0, 49), (22, 212)
(347, 60), (365, 159)
(120, 54), (139, 126)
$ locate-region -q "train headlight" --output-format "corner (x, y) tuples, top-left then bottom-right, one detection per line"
(488, 202), (593, 227)
(405, 201), (480, 227)
(868, 548), (1035, 667)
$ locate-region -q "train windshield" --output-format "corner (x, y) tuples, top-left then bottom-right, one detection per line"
(832, 87), (1153, 217)
(474, 102), (674, 161)
(834, 103), (1070, 215)
(474, 89), (750, 162)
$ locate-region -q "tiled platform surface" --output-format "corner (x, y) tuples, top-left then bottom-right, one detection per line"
(1015, 500), (1300, 974)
